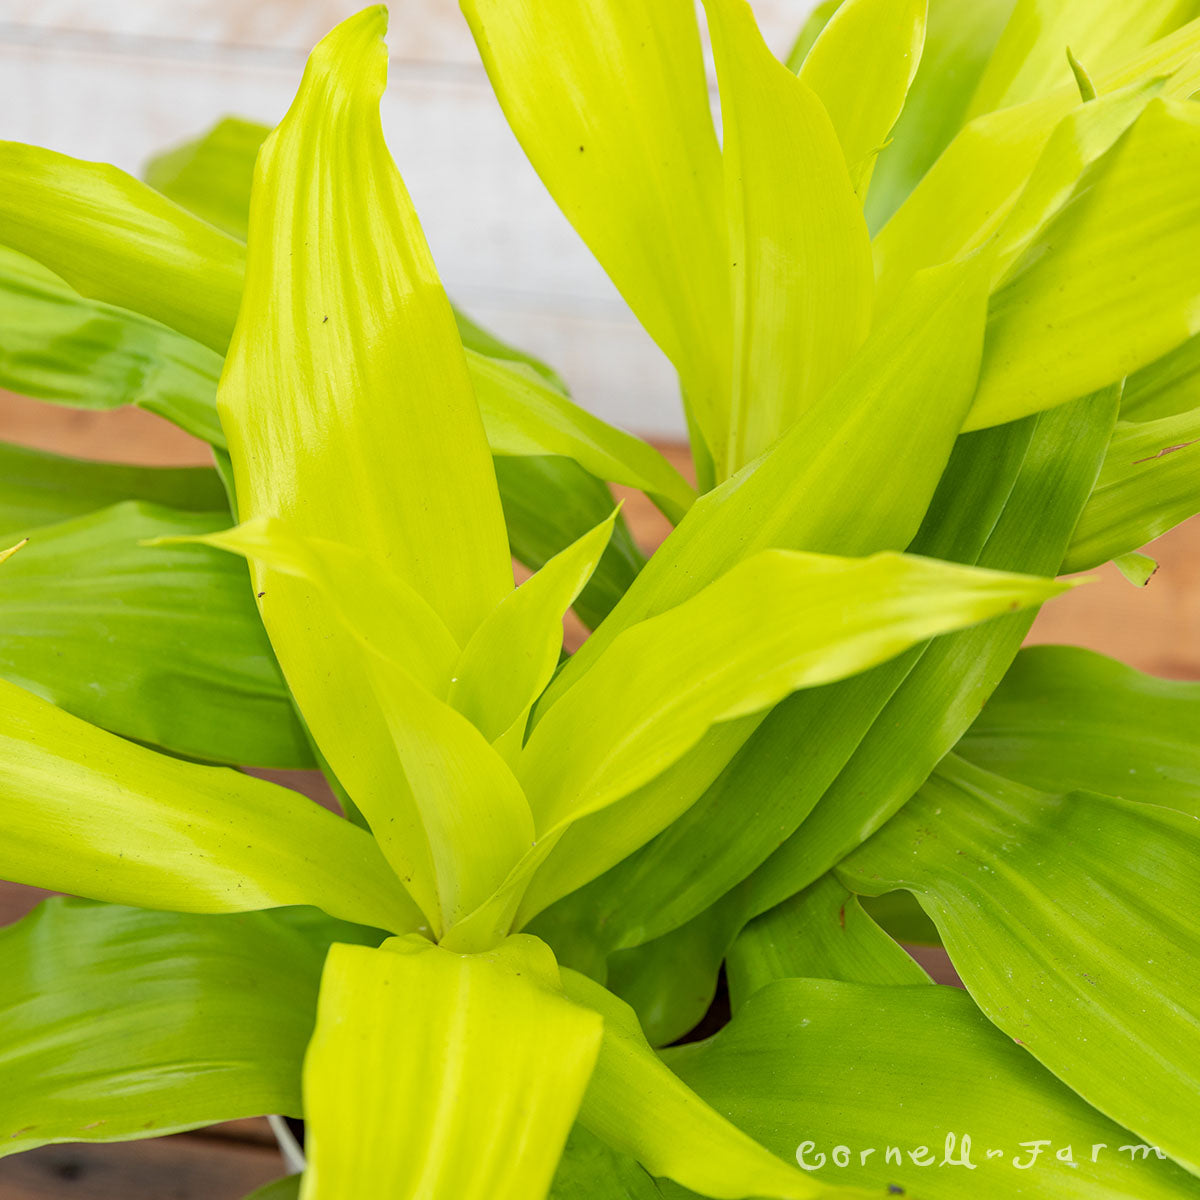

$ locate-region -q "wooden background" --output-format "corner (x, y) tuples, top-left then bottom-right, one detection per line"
(1, 0), (1199, 1193)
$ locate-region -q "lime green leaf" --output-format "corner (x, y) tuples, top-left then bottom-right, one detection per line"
(521, 259), (993, 924)
(872, 20), (1200, 315)
(797, 0), (927, 196)
(969, 99), (1200, 430)
(450, 510), (617, 745)
(729, 391), (1115, 931)
(983, 77), (1166, 284)
(1113, 550), (1158, 586)
(874, 73), (1162, 318)
(839, 753), (1200, 1176)
(187, 518), (534, 937)
(523, 719), (762, 929)
(0, 898), (374, 1157)
(2, 128), (687, 533)
(662, 977), (1200, 1198)
(222, 7), (510, 646)
(470, 352), (694, 520)
(705, 0), (874, 476)
(541, 388), (1113, 1040)
(864, 0), (1017, 231)
(549, 256), (990, 704)
(461, 0), (732, 463)
(518, 549), (1071, 850)
(966, 0), (1198, 118)
(1063, 412), (1200, 572)
(217, 9), (519, 929)
(301, 935), (601, 1200)
(182, 517), (461, 694)
(496, 456), (644, 631)
(726, 875), (930, 1012)
(563, 970), (865, 1200)
(0, 676), (418, 932)
(0, 440), (225, 542)
(0, 246), (226, 444)
(1, 502), (309, 767)
(143, 115), (571, 392)
(0, 141), (243, 352)
(1066, 46), (1099, 100)
(1121, 332), (1200, 421)
(786, 0), (843, 69)
(958, 644), (1200, 817)
(144, 116), (268, 239)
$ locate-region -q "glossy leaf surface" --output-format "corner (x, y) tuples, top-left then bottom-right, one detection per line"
(969, 100), (1200, 429)
(519, 548), (1070, 846)
(461, 0), (731, 461)
(563, 971), (868, 1200)
(0, 899), (375, 1156)
(0, 502), (308, 767)
(797, 0), (926, 196)
(706, 0), (873, 475)
(0, 141), (243, 352)
(188, 517), (533, 936)
(726, 875), (929, 1012)
(863, 0), (1016, 231)
(0, 676), (417, 932)
(840, 754), (1200, 1176)
(0, 246), (225, 444)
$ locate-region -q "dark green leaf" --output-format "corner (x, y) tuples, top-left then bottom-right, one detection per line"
(0, 441), (226, 543)
(0, 501), (309, 767)
(958, 644), (1200, 816)
(0, 897), (378, 1156)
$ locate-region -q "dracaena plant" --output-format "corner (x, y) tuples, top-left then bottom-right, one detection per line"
(1, 0), (1200, 1197)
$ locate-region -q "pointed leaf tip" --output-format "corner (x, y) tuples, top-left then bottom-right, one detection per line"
(0, 539), (28, 565)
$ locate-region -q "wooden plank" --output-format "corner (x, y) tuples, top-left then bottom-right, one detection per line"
(0, 1136), (284, 1200)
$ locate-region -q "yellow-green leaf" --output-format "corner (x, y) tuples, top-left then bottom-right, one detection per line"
(185, 518), (535, 939)
(0, 678), (418, 932)
(563, 969), (870, 1199)
(0, 141), (243, 352)
(704, 0), (874, 476)
(144, 116), (270, 239)
(798, 0), (927, 196)
(450, 510), (618, 745)
(301, 935), (601, 1200)
(969, 99), (1200, 430)
(840, 753), (1200, 1177)
(966, 0), (1199, 119)
(1063, 411), (1200, 572)
(221, 6), (511, 645)
(460, 0), (732, 464)
(470, 352), (694, 520)
(518, 549), (1072, 843)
